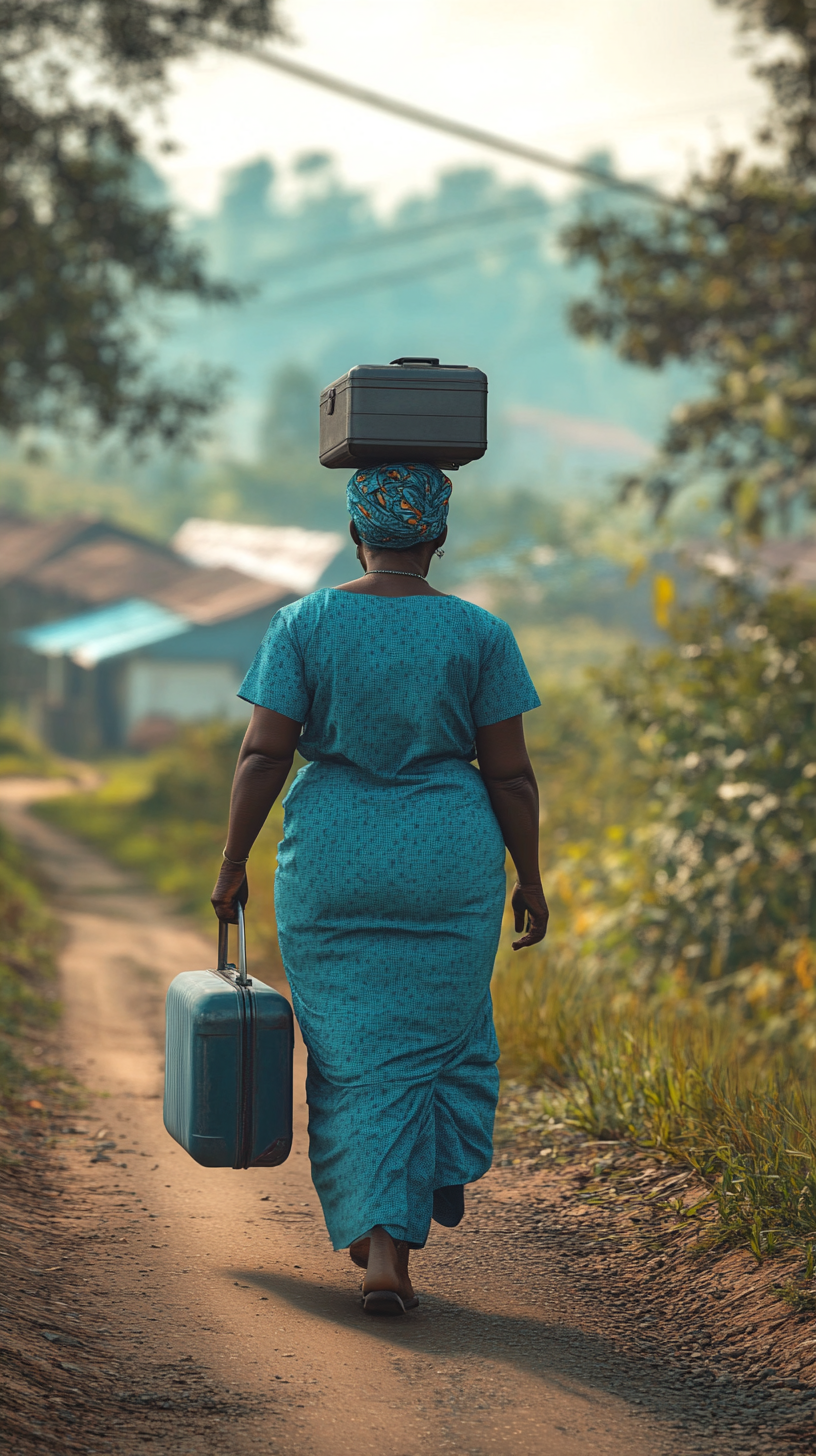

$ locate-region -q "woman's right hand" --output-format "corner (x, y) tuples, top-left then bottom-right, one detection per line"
(511, 881), (549, 950)
(211, 861), (249, 923)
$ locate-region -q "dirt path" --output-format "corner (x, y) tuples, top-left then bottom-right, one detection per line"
(1, 780), (810, 1456)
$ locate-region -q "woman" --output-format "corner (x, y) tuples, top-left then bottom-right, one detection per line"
(211, 462), (548, 1315)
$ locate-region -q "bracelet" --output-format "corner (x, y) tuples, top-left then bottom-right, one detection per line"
(222, 849), (249, 867)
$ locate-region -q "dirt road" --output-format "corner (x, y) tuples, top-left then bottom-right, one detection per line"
(2, 781), (808, 1456)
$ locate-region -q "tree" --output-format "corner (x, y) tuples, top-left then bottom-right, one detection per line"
(563, 0), (816, 537)
(258, 363), (318, 458)
(0, 2), (281, 446)
(598, 581), (816, 1050)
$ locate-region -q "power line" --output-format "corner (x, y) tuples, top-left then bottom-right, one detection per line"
(215, 41), (687, 211)
(262, 233), (543, 313)
(251, 196), (552, 281)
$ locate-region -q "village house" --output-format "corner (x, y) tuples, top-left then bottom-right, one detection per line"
(0, 512), (344, 756)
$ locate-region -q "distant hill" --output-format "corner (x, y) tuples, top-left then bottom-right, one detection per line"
(157, 153), (698, 498)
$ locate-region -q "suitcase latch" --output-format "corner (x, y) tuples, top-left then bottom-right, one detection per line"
(326, 387), (336, 416)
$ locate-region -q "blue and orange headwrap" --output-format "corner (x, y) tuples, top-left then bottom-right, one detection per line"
(346, 462), (452, 547)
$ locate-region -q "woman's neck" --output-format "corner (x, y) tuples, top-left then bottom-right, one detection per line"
(335, 548), (444, 597)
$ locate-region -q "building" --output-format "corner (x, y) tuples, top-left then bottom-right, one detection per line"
(1, 513), (344, 755)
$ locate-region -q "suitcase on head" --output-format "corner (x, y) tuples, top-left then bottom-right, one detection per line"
(163, 906), (294, 1169)
(319, 356), (488, 469)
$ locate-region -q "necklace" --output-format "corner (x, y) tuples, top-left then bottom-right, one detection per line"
(365, 568), (426, 579)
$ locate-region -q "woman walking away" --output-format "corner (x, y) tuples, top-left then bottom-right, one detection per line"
(211, 462), (549, 1315)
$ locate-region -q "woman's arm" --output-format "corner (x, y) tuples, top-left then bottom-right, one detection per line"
(211, 705), (303, 923)
(475, 715), (549, 950)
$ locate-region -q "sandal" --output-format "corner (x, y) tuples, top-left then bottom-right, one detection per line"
(352, 1230), (419, 1313)
(361, 1288), (419, 1315)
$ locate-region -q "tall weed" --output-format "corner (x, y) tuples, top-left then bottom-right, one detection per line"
(492, 944), (816, 1257)
(0, 826), (59, 1099)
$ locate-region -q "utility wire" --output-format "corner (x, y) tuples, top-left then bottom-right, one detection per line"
(215, 41), (687, 211)
(261, 233), (543, 313)
(251, 196), (552, 281)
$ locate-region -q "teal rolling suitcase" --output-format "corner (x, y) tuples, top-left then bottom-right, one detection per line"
(163, 906), (294, 1169)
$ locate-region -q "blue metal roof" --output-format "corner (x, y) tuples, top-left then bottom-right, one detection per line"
(17, 598), (191, 668)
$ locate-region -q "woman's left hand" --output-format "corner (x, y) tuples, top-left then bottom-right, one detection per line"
(511, 881), (549, 950)
(211, 861), (249, 923)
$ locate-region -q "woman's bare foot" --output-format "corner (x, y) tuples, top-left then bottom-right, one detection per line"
(358, 1227), (417, 1312)
(349, 1237), (369, 1270)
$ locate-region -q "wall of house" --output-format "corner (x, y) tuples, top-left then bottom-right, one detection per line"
(122, 605), (278, 747)
(4, 597), (286, 756)
(124, 659), (251, 739)
(1, 581), (84, 715)
(38, 658), (124, 758)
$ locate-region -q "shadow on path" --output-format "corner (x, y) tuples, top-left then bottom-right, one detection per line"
(232, 1264), (741, 1432)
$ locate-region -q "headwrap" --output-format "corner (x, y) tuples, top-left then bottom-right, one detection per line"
(346, 462), (452, 547)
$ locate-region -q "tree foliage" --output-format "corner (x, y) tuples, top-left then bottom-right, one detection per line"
(563, 0), (816, 534)
(600, 582), (816, 1048)
(0, 2), (281, 445)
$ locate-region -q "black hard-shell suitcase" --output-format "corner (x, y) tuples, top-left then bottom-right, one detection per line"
(163, 906), (294, 1169)
(319, 357), (487, 469)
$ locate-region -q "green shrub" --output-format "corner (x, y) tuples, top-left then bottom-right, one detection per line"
(594, 581), (816, 1049)
(0, 709), (64, 779)
(0, 826), (59, 1099)
(490, 583), (816, 1265)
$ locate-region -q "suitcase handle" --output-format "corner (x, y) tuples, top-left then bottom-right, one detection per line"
(390, 356), (439, 366)
(217, 903), (250, 987)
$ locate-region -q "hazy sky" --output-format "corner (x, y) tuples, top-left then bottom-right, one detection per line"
(146, 0), (769, 214)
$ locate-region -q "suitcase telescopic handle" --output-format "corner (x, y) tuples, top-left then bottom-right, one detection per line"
(390, 356), (439, 366)
(217, 903), (249, 987)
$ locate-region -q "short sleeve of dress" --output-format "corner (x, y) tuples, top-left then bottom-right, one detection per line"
(238, 612), (311, 722)
(471, 617), (541, 728)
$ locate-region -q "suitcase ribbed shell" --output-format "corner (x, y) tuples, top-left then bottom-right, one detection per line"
(319, 358), (487, 469)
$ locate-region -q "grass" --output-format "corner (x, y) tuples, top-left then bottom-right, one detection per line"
(492, 944), (816, 1283)
(36, 721), (289, 975)
(0, 823), (62, 1104)
(514, 616), (637, 687)
(0, 709), (68, 779)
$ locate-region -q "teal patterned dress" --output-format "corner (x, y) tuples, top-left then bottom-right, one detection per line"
(239, 589), (540, 1251)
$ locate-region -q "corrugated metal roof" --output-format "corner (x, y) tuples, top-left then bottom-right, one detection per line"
(17, 599), (190, 668)
(173, 519), (343, 594)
